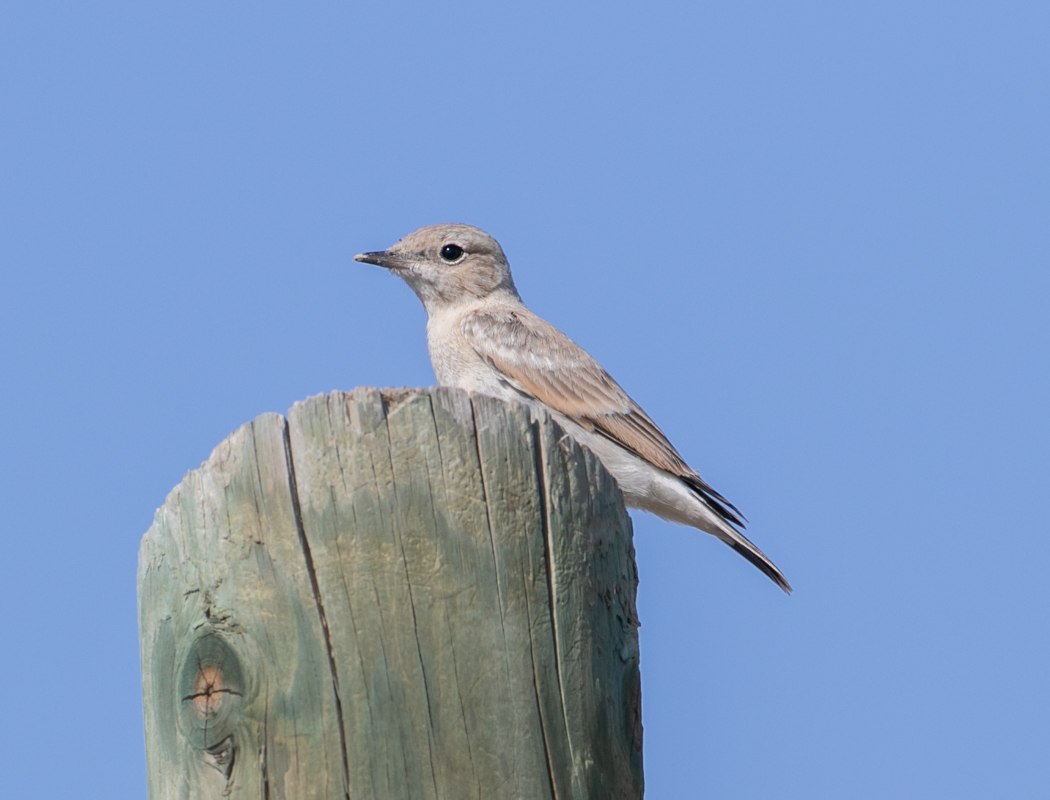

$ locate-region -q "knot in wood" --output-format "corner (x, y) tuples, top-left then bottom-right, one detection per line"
(185, 664), (229, 718)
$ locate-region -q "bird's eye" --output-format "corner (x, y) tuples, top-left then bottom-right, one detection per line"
(440, 244), (465, 263)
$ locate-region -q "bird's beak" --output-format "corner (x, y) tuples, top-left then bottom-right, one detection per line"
(354, 250), (411, 271)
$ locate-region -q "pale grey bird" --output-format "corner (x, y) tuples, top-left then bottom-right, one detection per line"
(355, 223), (791, 593)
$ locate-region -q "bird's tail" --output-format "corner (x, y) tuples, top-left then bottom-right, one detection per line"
(724, 531), (792, 594)
(682, 474), (792, 594)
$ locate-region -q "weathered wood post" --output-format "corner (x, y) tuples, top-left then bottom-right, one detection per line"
(138, 387), (643, 799)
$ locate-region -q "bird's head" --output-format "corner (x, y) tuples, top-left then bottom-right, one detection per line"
(355, 223), (519, 313)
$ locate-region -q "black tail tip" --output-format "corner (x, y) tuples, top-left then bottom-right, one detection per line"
(729, 541), (792, 594)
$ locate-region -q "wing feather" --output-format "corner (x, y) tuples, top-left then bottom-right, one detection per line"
(462, 308), (745, 526)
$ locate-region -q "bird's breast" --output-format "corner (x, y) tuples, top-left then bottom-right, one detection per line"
(426, 311), (509, 396)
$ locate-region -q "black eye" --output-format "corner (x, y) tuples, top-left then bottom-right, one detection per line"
(440, 243), (464, 262)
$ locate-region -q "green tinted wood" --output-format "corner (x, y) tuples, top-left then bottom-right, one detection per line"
(139, 388), (643, 799)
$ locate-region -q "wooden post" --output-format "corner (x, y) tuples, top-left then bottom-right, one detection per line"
(138, 388), (643, 800)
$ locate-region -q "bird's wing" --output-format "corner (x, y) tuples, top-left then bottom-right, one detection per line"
(462, 307), (744, 525)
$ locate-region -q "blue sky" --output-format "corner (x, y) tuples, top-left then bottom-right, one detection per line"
(1, 2), (1047, 797)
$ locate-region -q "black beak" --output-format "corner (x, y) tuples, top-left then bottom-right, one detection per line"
(354, 250), (411, 270)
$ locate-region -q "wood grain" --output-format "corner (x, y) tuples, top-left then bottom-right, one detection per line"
(139, 388), (642, 799)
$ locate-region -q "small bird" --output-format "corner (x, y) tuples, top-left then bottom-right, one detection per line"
(355, 224), (790, 593)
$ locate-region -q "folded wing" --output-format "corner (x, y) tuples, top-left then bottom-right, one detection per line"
(462, 308), (745, 527)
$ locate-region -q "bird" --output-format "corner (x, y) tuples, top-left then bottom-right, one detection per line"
(355, 223), (791, 593)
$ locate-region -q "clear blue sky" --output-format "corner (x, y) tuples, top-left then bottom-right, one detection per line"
(1, 2), (1047, 797)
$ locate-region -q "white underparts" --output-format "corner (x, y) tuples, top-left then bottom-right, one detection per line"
(553, 416), (736, 542)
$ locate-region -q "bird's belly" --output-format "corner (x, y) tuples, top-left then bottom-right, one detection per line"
(552, 415), (720, 534)
(554, 418), (660, 500)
